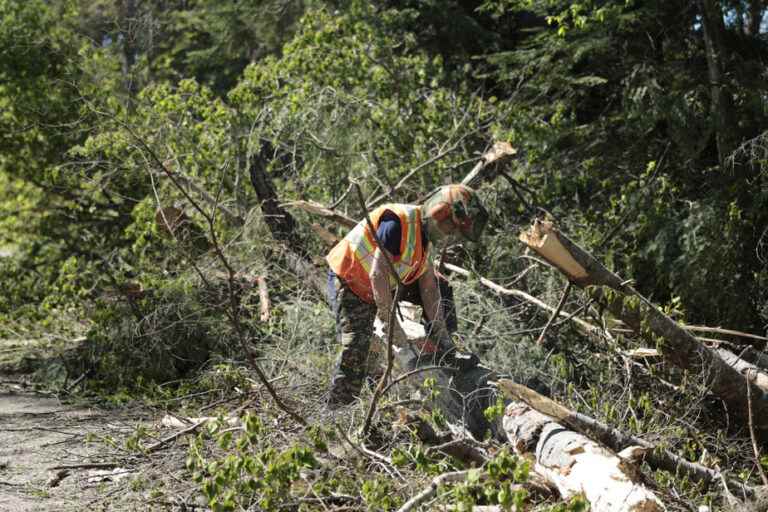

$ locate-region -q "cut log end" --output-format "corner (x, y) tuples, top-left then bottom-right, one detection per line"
(519, 220), (589, 283)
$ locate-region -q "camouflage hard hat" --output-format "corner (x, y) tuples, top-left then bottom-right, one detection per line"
(422, 184), (488, 242)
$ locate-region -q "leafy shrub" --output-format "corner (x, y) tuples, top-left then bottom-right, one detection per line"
(80, 277), (223, 389)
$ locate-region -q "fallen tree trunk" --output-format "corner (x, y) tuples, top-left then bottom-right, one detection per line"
(502, 400), (664, 512)
(737, 346), (768, 373)
(519, 220), (768, 441)
(717, 348), (768, 395)
(495, 379), (753, 494)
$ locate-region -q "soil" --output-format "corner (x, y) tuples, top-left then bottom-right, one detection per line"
(0, 378), (196, 511)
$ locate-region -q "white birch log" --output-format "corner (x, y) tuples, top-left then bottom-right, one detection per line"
(716, 348), (768, 395)
(503, 402), (665, 512)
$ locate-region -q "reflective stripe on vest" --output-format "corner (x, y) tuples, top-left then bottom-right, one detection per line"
(326, 204), (429, 302)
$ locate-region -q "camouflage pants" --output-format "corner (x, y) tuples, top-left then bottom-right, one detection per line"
(327, 272), (377, 403)
(327, 270), (457, 404)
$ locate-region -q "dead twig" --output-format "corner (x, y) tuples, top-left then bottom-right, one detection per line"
(380, 366), (449, 399)
(257, 275), (271, 322)
(536, 282), (572, 346)
(47, 462), (120, 471)
(144, 419), (209, 454)
(747, 369), (768, 486)
(396, 470), (476, 512)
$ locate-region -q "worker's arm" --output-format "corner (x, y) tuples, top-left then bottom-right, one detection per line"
(370, 247), (408, 345)
(417, 263), (452, 345)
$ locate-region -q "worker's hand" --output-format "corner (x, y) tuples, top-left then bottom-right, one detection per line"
(411, 336), (480, 372)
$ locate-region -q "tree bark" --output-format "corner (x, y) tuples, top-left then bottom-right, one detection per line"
(717, 348), (768, 394)
(699, 0), (737, 166)
(746, 0), (766, 35)
(519, 220), (768, 441)
(496, 379), (753, 494)
(738, 346), (768, 372)
(248, 146), (305, 255)
(503, 401), (664, 512)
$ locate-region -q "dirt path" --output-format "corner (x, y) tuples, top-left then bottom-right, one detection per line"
(0, 380), (194, 511)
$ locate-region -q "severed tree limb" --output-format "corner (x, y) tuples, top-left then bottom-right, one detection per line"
(396, 470), (476, 512)
(461, 142), (518, 189)
(737, 346), (768, 373)
(519, 220), (768, 441)
(500, 396), (664, 512)
(441, 262), (599, 335)
(257, 276), (271, 322)
(145, 419), (209, 453)
(494, 379), (752, 494)
(717, 348), (768, 395)
(684, 325), (768, 345)
(282, 200), (357, 228)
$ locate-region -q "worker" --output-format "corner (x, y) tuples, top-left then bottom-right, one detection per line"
(325, 184), (489, 407)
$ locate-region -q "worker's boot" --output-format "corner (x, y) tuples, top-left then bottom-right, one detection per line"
(327, 373), (361, 409)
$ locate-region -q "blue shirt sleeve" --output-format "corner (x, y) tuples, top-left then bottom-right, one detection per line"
(376, 211), (402, 257)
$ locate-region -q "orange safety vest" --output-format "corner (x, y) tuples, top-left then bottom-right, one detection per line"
(326, 204), (429, 303)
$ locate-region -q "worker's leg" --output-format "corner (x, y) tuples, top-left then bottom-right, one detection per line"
(437, 275), (458, 334)
(328, 278), (377, 406)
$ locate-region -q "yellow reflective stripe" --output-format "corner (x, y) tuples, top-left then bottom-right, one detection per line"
(346, 204), (425, 285)
(402, 206), (418, 265)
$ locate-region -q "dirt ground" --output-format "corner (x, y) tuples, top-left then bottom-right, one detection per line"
(0, 378), (197, 511)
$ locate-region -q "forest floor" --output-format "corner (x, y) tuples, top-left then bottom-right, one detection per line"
(0, 370), (197, 511)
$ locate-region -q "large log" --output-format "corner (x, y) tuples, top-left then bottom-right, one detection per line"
(495, 379), (753, 494)
(520, 220), (768, 441)
(717, 348), (768, 395)
(503, 400), (664, 512)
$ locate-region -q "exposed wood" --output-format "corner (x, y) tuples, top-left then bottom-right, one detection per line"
(494, 379), (751, 493)
(461, 142), (518, 189)
(502, 399), (664, 512)
(257, 276), (271, 322)
(310, 223), (341, 245)
(519, 220), (768, 441)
